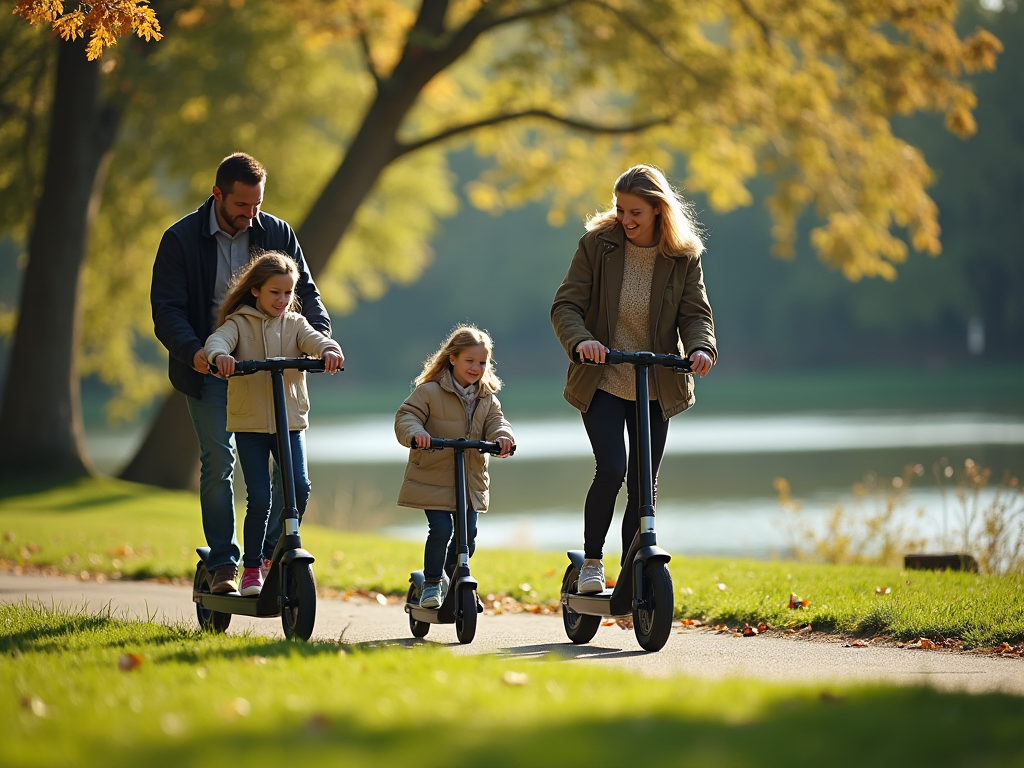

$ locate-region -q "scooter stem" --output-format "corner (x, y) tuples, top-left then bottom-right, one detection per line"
(271, 368), (301, 546)
(634, 363), (656, 532)
(453, 449), (471, 578)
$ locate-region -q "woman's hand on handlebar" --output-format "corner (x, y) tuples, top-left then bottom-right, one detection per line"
(413, 432), (431, 449)
(495, 437), (514, 458)
(577, 340), (607, 364)
(689, 349), (713, 377)
(322, 349), (344, 373)
(212, 354), (236, 377)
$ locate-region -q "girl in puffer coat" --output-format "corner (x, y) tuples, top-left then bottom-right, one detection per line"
(205, 251), (343, 597)
(395, 325), (515, 609)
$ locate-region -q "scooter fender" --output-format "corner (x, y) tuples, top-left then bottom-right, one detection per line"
(280, 548), (316, 567)
(195, 546), (212, 564)
(633, 545), (671, 566)
(567, 550), (586, 570)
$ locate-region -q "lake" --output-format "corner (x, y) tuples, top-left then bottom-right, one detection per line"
(87, 411), (1024, 559)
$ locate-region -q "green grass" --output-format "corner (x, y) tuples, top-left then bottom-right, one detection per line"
(2, 602), (1023, 768)
(2, 478), (1022, 647)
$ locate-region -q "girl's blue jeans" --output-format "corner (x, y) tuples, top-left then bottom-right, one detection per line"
(423, 509), (478, 582)
(236, 430), (310, 570)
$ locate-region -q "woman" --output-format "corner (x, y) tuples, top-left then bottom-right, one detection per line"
(550, 165), (717, 593)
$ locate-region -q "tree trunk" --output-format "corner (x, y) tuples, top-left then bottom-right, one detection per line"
(118, 390), (199, 490)
(0, 38), (121, 485)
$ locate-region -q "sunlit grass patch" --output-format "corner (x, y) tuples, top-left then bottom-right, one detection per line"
(2, 603), (1023, 768)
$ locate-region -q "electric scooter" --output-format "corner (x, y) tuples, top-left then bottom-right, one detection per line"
(560, 350), (693, 652)
(404, 437), (514, 644)
(192, 357), (335, 641)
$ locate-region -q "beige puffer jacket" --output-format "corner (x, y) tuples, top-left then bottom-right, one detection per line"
(204, 305), (341, 433)
(394, 368), (515, 512)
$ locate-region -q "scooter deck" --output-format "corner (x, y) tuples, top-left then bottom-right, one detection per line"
(405, 602), (454, 624)
(564, 590), (632, 618)
(193, 590), (282, 618)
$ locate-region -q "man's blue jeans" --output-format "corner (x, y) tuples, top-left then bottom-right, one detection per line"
(423, 509), (478, 581)
(185, 375), (284, 572)
(235, 430), (310, 569)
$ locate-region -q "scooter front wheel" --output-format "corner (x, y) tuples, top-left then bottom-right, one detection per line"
(406, 584), (430, 638)
(282, 562), (316, 641)
(455, 586), (477, 644)
(194, 563), (231, 633)
(633, 560), (673, 652)
(561, 565), (600, 644)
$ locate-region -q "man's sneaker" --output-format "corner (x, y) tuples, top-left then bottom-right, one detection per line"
(239, 567), (263, 597)
(259, 558), (273, 582)
(210, 566), (238, 594)
(578, 560), (605, 594)
(419, 581), (444, 609)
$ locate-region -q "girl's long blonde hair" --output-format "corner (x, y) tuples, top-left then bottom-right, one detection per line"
(585, 164), (705, 259)
(217, 250), (299, 327)
(415, 325), (502, 392)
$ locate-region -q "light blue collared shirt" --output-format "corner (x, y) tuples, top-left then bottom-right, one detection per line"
(210, 204), (251, 328)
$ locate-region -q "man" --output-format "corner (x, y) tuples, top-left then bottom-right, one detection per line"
(152, 153), (336, 593)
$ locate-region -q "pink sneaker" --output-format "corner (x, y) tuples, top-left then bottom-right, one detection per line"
(239, 567), (263, 596)
(260, 558), (273, 582)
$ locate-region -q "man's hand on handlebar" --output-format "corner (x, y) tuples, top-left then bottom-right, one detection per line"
(577, 340), (607, 364)
(689, 349), (713, 377)
(211, 354), (236, 377)
(322, 349), (344, 374)
(413, 432), (431, 449)
(193, 349), (211, 374)
(496, 437), (514, 458)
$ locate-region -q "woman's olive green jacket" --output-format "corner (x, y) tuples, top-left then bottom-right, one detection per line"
(550, 224), (717, 420)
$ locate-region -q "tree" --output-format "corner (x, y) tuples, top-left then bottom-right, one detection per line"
(3, 0), (1003, 487)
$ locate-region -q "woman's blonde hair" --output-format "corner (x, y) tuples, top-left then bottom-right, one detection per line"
(585, 164), (705, 259)
(217, 250), (299, 327)
(415, 325), (502, 392)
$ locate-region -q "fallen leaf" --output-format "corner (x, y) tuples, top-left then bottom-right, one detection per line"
(757, 622), (768, 633)
(875, 586), (891, 595)
(525, 604), (541, 614)
(519, 583), (532, 592)
(615, 616), (633, 630)
(20, 696), (46, 717)
(846, 639), (871, 648)
(605, 579), (616, 588)
(375, 593), (387, 605)
(742, 623), (758, 637)
(502, 671), (529, 686)
(601, 619), (616, 626)
(543, 569), (556, 577)
(118, 653), (144, 672)
(788, 593), (809, 609)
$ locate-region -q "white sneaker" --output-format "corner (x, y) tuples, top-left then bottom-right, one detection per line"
(578, 560), (605, 593)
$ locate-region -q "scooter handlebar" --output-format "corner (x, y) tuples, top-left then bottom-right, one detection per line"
(418, 436), (515, 456)
(226, 357), (340, 376)
(580, 349), (692, 373)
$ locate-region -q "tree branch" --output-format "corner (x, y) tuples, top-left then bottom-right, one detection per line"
(394, 108), (671, 158)
(357, 26), (383, 88)
(578, 0), (706, 82)
(732, 0), (773, 46)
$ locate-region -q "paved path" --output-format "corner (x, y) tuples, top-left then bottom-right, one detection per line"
(2, 573), (1021, 696)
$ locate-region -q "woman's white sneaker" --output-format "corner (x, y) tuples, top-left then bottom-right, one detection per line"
(578, 560), (605, 593)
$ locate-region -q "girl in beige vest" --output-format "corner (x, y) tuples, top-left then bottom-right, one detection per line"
(206, 252), (343, 597)
(395, 326), (515, 608)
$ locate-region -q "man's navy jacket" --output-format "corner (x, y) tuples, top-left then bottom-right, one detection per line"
(151, 196), (331, 399)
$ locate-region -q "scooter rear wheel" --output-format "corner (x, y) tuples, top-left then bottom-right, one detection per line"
(455, 586), (477, 644)
(282, 562), (316, 641)
(406, 584), (430, 638)
(194, 563), (231, 633)
(633, 560), (673, 652)
(561, 565), (600, 644)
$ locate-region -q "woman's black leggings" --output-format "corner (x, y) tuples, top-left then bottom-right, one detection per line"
(581, 389), (669, 563)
